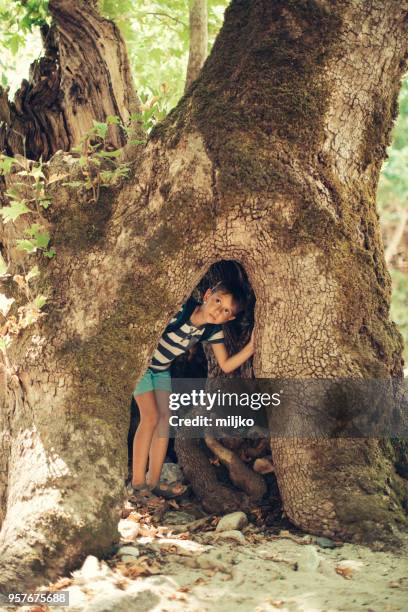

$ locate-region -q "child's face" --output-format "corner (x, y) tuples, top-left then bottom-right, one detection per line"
(201, 289), (237, 324)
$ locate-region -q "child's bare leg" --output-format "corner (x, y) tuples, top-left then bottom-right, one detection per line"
(132, 391), (159, 487)
(146, 390), (170, 487)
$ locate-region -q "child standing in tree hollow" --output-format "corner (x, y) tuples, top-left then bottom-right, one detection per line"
(129, 281), (255, 499)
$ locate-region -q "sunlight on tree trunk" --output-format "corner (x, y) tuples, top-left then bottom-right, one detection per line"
(1, 0), (408, 593)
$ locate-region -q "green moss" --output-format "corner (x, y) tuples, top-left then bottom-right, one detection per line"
(52, 186), (114, 251)
(361, 95), (400, 173)
(152, 0), (341, 200)
(311, 441), (408, 547)
(138, 188), (215, 269)
(53, 272), (173, 422)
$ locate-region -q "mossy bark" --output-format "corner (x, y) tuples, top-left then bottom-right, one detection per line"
(1, 0), (408, 592)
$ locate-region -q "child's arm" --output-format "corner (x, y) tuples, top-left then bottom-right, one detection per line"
(211, 330), (255, 374)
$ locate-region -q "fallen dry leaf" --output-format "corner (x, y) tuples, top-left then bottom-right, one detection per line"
(113, 577), (128, 590)
(117, 556), (162, 578)
(138, 524), (158, 537)
(388, 577), (408, 588)
(335, 565), (353, 579)
(48, 577), (72, 591)
(169, 592), (188, 601)
(160, 544), (179, 554)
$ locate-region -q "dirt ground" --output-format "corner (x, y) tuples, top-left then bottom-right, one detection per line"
(3, 494), (408, 612)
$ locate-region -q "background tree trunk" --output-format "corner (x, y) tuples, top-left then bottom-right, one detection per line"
(0, 0), (142, 160)
(1, 0), (408, 592)
(185, 0), (208, 92)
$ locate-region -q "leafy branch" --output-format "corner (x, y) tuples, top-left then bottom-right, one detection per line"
(0, 152), (53, 362)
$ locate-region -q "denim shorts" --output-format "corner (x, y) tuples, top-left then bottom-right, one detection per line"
(133, 368), (172, 396)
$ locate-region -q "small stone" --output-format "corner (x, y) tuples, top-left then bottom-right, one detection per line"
(215, 530), (246, 544)
(297, 546), (320, 572)
(160, 462), (184, 483)
(66, 585), (89, 607)
(85, 590), (159, 612)
(216, 511), (248, 532)
(117, 545), (139, 559)
(78, 555), (101, 580)
(118, 518), (139, 540)
(163, 510), (196, 525)
(315, 536), (337, 549)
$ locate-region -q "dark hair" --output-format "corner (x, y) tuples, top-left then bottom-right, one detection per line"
(210, 280), (248, 315)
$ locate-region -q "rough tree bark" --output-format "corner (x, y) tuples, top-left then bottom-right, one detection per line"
(1, 0), (408, 592)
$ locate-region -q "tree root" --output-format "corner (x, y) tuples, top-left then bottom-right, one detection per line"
(175, 437), (253, 513)
(204, 435), (267, 500)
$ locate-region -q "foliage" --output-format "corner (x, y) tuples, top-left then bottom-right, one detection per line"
(389, 269), (408, 355)
(0, 0), (48, 89)
(377, 76), (408, 365)
(64, 117), (133, 202)
(0, 154), (53, 359)
(99, 0), (228, 116)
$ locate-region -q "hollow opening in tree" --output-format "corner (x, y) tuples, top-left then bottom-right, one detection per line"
(127, 260), (284, 523)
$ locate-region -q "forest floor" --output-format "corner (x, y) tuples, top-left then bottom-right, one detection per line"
(6, 494), (408, 612)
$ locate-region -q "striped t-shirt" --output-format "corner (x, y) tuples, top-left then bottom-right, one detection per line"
(149, 301), (224, 372)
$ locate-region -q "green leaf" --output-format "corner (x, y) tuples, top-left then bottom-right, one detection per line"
(34, 294), (47, 309)
(106, 115), (121, 125)
(0, 335), (12, 354)
(23, 225), (50, 250)
(0, 155), (16, 174)
(25, 265), (40, 282)
(0, 201), (30, 223)
(62, 181), (84, 188)
(16, 239), (37, 254)
(8, 32), (22, 55)
(95, 149), (121, 158)
(92, 121), (108, 139)
(44, 248), (56, 259)
(0, 253), (8, 276)
(25, 223), (43, 237)
(5, 185), (25, 200)
(30, 165), (45, 181)
(35, 231), (50, 249)
(39, 198), (52, 209)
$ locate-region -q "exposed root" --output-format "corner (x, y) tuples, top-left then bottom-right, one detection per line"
(205, 435), (267, 501)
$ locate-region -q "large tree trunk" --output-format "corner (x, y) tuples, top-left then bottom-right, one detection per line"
(1, 0), (408, 592)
